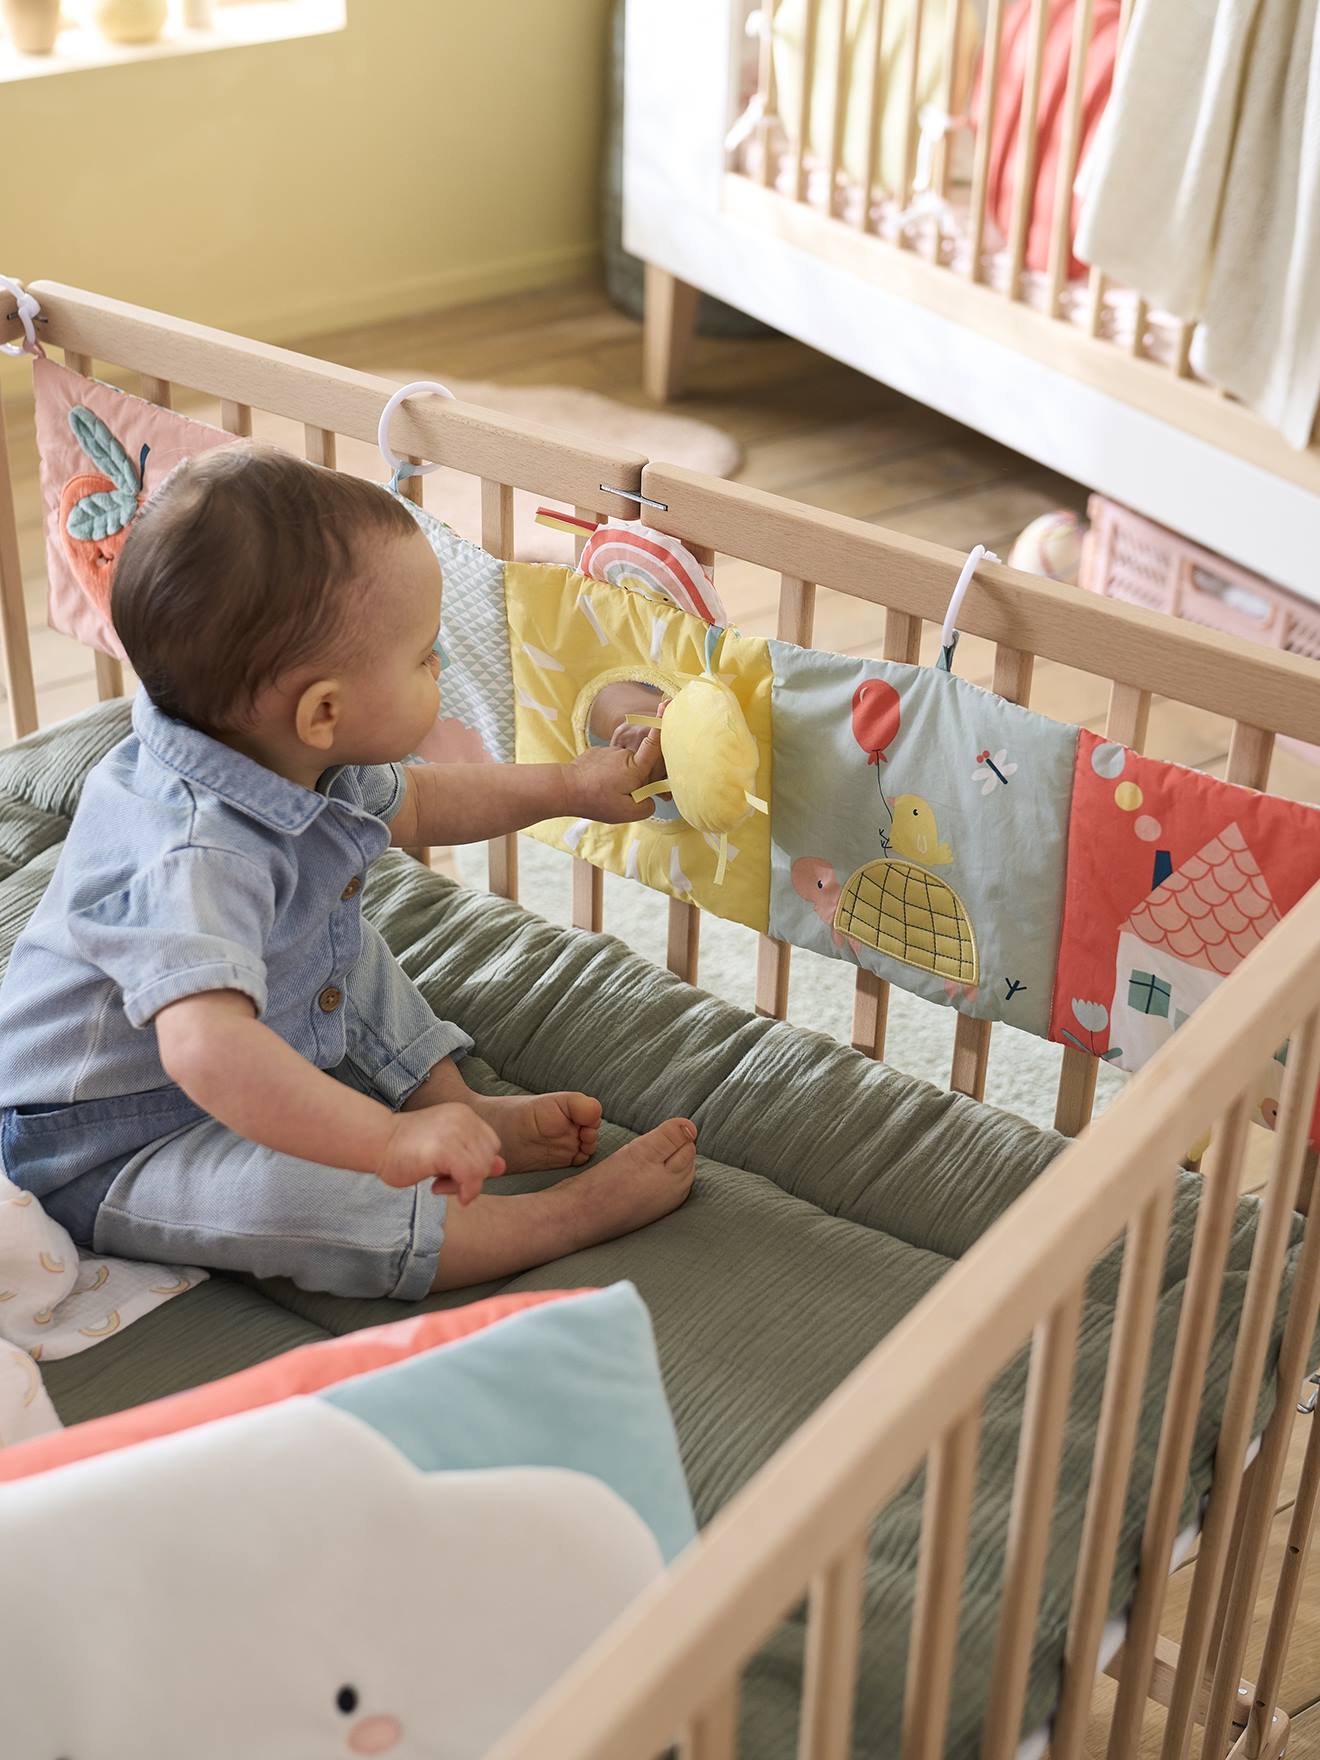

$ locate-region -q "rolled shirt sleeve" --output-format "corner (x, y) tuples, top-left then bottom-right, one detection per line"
(67, 847), (276, 1029)
(349, 763), (409, 824)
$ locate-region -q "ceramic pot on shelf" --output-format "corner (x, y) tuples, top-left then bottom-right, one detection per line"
(2, 0), (62, 53)
(89, 0), (167, 43)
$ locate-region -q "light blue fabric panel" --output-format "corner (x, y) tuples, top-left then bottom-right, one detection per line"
(320, 1282), (696, 1564)
(767, 644), (1079, 1037)
(395, 496), (516, 764)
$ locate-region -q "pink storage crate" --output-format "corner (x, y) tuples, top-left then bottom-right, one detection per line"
(1079, 495), (1320, 762)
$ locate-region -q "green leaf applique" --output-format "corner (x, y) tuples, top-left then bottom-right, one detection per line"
(67, 487), (141, 541)
(68, 406), (141, 495)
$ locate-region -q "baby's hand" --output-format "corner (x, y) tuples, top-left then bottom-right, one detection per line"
(378, 1103), (505, 1202)
(568, 729), (666, 822)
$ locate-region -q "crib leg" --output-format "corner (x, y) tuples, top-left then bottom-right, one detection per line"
(643, 264), (699, 402)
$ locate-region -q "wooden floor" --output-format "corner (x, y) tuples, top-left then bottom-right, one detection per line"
(2, 280), (1318, 1752)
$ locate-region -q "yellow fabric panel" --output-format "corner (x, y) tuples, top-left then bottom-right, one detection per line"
(505, 563), (773, 934)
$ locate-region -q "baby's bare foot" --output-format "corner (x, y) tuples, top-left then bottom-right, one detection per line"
(566, 1119), (697, 1236)
(468, 1090), (603, 1174)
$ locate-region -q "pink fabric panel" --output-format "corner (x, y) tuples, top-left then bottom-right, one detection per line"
(32, 355), (239, 658)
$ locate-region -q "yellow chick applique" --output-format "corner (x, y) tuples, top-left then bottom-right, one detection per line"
(889, 795), (953, 867)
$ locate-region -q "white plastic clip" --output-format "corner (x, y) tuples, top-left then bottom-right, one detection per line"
(939, 543), (1000, 673)
(1, 275), (42, 357)
(378, 379), (456, 485)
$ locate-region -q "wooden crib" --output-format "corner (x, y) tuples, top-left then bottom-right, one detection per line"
(624, 0), (1320, 603)
(4, 284), (1320, 1760)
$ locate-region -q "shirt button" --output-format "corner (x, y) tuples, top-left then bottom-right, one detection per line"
(340, 876), (362, 901)
(318, 985), (343, 1013)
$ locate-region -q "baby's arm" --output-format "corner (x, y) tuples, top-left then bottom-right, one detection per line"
(391, 731), (664, 849)
(155, 991), (503, 1200)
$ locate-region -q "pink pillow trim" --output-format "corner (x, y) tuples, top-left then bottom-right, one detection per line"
(0, 1290), (586, 1484)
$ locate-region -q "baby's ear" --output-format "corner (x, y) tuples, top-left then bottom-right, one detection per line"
(295, 678), (342, 751)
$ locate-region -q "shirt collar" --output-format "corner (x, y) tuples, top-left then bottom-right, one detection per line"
(132, 691), (332, 835)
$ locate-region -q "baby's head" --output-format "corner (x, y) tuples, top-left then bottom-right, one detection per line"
(112, 443), (444, 775)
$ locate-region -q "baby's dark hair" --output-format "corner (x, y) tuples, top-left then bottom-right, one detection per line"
(111, 443), (420, 735)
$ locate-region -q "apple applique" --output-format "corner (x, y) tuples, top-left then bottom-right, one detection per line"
(58, 405), (151, 624)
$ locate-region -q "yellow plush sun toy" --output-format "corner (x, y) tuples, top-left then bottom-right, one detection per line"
(629, 627), (767, 884)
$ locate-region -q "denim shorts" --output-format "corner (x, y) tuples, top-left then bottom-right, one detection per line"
(1, 930), (469, 1300)
(92, 1070), (448, 1302)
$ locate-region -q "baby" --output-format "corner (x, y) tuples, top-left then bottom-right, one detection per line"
(0, 446), (697, 1300)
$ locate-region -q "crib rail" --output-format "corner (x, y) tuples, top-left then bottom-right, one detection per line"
(725, 0), (1320, 493)
(490, 877), (1320, 1760)
(0, 283), (646, 890)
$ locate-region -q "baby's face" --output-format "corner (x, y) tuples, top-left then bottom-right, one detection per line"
(333, 527), (445, 764)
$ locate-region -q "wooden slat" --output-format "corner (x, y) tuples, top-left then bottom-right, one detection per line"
(757, 0), (779, 189)
(899, 1405), (982, 1760)
(950, 1016), (991, 1098)
(851, 605), (922, 1057)
(681, 1678), (740, 1760)
(757, 575), (815, 1018)
(0, 393), (38, 740)
(668, 896), (701, 983)
(93, 650), (125, 702)
(797, 1534), (869, 1760)
(1131, 296), (1149, 361)
(30, 282), (647, 515)
(638, 466), (1320, 746)
(981, 1290), (1085, 1760)
(1054, 1046), (1100, 1137)
(569, 503), (605, 932)
(851, 968), (888, 1060)
(1173, 321), (1194, 379)
(1106, 678), (1152, 751)
(1161, 1012), (1320, 1760)
(825, 0), (849, 212)
(855, 0), (887, 223)
(1044, 0), (1095, 317)
(1106, 1097), (1254, 1760)
(63, 348), (92, 375)
(756, 935), (792, 1020)
(935, 0), (965, 200)
(1005, 0), (1049, 298)
(1204, 1089), (1320, 1750)
(896, 0), (928, 214)
(794, 0), (821, 203)
(139, 374), (172, 408)
(481, 477), (518, 900)
(572, 859), (604, 933)
(1052, 1180), (1176, 1760)
(1249, 1396), (1320, 1756)
(1227, 720), (1275, 791)
(967, 0), (1005, 280)
(303, 424), (336, 467)
(219, 399), (252, 438)
(398, 458), (425, 509)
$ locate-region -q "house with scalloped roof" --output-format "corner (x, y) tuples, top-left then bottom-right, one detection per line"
(1110, 822), (1282, 1070)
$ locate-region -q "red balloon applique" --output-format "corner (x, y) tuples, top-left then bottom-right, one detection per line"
(851, 678), (901, 765)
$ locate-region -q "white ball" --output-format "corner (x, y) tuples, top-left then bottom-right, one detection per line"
(1008, 511), (1086, 582)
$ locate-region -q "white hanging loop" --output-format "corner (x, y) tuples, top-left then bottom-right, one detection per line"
(0, 275), (42, 358)
(939, 543), (1000, 673)
(378, 379), (456, 486)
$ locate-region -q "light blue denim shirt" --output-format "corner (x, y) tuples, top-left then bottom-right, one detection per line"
(0, 691), (468, 1235)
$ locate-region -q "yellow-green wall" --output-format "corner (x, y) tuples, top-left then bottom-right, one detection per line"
(5, 0), (613, 344)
